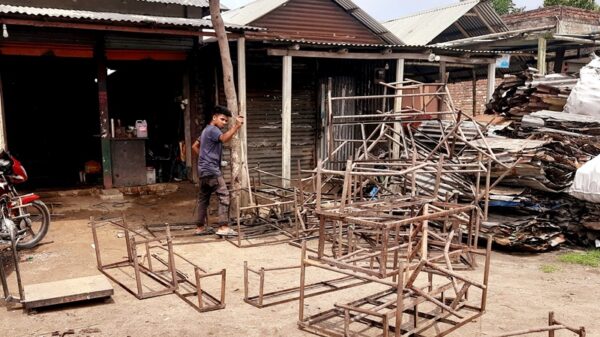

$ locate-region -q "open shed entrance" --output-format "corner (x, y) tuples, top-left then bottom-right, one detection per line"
(1, 56), (100, 189)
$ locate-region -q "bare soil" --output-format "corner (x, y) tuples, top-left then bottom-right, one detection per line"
(1, 182), (598, 337)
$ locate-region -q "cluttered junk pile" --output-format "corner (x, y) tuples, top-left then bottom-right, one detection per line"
(240, 79), (588, 336)
(242, 80), (501, 336)
(482, 56), (600, 251)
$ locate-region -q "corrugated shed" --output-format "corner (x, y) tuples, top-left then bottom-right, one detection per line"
(382, 0), (480, 45)
(221, 0), (402, 44)
(0, 4), (259, 31)
(220, 0), (287, 25)
(138, 0), (210, 7)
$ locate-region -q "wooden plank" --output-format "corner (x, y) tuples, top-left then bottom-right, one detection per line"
(22, 275), (113, 309)
(537, 37), (547, 76)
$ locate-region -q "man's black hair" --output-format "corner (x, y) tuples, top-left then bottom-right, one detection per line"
(213, 105), (232, 117)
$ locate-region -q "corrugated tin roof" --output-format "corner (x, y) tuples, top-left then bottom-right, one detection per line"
(220, 0), (286, 25)
(137, 0), (210, 7)
(383, 0), (482, 45)
(0, 4), (259, 31)
(220, 0), (402, 45)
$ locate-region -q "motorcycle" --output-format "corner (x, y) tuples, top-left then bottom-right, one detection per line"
(0, 151), (50, 249)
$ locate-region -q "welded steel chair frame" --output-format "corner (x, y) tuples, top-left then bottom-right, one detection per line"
(243, 261), (369, 308)
(297, 237), (492, 337)
(90, 217), (178, 300)
(149, 245), (226, 312)
(228, 182), (300, 248)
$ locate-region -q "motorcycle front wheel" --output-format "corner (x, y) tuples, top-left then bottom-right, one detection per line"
(16, 200), (51, 249)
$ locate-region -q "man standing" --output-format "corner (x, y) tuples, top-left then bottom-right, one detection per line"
(192, 105), (244, 236)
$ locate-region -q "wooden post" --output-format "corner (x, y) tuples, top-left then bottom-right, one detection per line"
(183, 71), (192, 180)
(537, 37), (547, 76)
(0, 73), (7, 151)
(472, 68), (478, 116)
(486, 62), (496, 105)
(238, 37), (249, 205)
(393, 59), (404, 160)
(95, 41), (113, 189)
(209, 0), (242, 215)
(554, 48), (565, 74)
(439, 61), (447, 83)
(282, 55), (292, 188)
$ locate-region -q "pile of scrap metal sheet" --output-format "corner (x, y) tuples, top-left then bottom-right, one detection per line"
(485, 72), (577, 119)
(475, 109), (600, 250)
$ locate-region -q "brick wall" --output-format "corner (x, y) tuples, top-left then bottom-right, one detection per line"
(502, 6), (600, 33)
(447, 78), (502, 116)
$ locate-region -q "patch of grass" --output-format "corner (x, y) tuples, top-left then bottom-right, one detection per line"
(540, 264), (560, 273)
(558, 250), (600, 267)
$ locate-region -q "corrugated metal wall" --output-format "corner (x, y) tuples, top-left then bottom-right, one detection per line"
(244, 56), (317, 180)
(246, 0), (384, 44)
(207, 53), (317, 183)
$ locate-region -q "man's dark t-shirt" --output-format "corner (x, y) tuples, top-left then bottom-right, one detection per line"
(198, 125), (223, 177)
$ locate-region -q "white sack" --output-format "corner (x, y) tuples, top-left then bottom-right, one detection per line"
(569, 154), (600, 203)
(563, 54), (600, 116)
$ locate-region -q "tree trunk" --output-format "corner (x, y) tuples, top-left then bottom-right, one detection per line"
(209, 0), (241, 216)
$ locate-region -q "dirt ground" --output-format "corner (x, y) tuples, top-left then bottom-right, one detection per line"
(1, 182), (598, 337)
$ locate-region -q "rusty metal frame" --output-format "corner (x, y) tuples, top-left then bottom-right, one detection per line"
(243, 261), (369, 308)
(90, 217), (178, 300)
(150, 246), (226, 312)
(227, 180), (300, 248)
(0, 235), (25, 305)
(491, 312), (586, 337)
(90, 217), (226, 312)
(297, 237), (492, 337)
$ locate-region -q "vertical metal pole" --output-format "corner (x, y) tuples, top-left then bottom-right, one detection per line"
(243, 261), (249, 301)
(548, 311), (555, 337)
(166, 225), (178, 290)
(131, 236), (143, 298)
(195, 268), (204, 310)
(299, 241), (307, 322)
(481, 235), (492, 311)
(258, 267), (265, 307)
(90, 218), (103, 269)
(0, 248), (9, 299)
(395, 262), (404, 337)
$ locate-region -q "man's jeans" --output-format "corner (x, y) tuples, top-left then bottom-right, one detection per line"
(197, 175), (229, 225)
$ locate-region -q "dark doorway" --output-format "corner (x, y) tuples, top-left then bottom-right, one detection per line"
(1, 56), (100, 189)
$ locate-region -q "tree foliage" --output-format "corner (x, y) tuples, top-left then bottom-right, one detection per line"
(543, 0), (598, 10)
(492, 0), (524, 15)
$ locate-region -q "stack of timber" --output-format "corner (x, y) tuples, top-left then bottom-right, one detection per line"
(485, 72), (577, 120)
